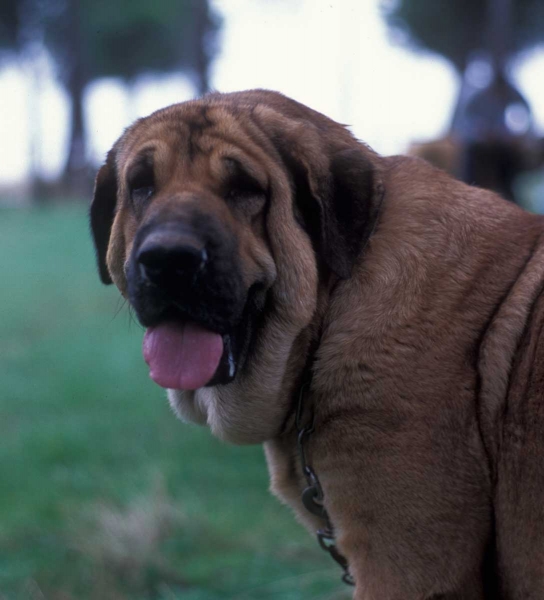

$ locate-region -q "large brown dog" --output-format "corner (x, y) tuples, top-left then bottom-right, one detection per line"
(90, 90), (544, 599)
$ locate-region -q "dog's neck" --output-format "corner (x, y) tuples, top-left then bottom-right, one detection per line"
(263, 269), (333, 493)
(264, 192), (385, 578)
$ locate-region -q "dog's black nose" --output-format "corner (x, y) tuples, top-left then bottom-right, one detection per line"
(137, 231), (207, 287)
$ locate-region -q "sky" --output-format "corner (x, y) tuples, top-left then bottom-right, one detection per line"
(0, 0), (543, 186)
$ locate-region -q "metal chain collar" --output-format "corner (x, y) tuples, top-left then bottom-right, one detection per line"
(295, 381), (355, 587)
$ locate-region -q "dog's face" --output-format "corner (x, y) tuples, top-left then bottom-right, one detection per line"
(91, 90), (381, 443)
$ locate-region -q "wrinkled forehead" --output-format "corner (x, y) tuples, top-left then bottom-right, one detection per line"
(115, 102), (273, 187)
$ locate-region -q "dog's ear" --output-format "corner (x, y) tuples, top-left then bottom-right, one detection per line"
(90, 147), (118, 284)
(261, 111), (382, 279)
(293, 145), (379, 279)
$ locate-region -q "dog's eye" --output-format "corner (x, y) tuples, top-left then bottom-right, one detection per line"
(226, 184), (263, 201)
(127, 152), (155, 214)
(224, 159), (264, 202)
(130, 185), (154, 211)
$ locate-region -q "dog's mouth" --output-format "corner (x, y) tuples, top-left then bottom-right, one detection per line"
(127, 216), (269, 391)
(140, 283), (264, 391)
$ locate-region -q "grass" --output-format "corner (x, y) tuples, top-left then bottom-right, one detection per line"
(0, 205), (349, 600)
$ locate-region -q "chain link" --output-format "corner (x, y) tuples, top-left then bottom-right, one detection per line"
(296, 381), (355, 587)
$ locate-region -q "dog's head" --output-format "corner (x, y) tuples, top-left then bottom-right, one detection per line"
(90, 90), (383, 443)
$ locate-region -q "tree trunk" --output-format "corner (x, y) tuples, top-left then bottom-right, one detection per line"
(191, 0), (211, 96)
(487, 0), (512, 72)
(65, 67), (87, 192)
(63, 0), (89, 197)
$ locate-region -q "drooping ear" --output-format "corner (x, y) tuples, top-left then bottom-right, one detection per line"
(90, 147), (118, 284)
(308, 147), (380, 279)
(266, 116), (383, 279)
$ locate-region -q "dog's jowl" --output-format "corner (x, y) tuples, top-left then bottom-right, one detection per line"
(91, 90), (544, 600)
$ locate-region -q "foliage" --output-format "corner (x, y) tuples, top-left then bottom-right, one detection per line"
(0, 0), (220, 81)
(0, 1), (220, 189)
(0, 0), (18, 51)
(41, 0), (220, 83)
(382, 0), (544, 71)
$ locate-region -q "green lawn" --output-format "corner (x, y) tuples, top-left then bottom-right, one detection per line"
(0, 206), (348, 600)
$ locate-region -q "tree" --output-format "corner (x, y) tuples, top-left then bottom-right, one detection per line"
(0, 0), (221, 196)
(383, 0), (544, 72)
(0, 0), (19, 52)
(0, 0), (61, 198)
(41, 0), (221, 193)
(383, 0), (544, 203)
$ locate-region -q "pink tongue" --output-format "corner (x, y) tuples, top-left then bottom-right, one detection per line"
(143, 322), (223, 390)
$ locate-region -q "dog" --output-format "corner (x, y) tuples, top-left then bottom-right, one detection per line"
(90, 90), (544, 599)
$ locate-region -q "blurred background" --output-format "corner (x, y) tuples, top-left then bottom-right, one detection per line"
(1, 1), (543, 599)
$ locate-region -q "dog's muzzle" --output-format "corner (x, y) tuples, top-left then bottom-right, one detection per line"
(126, 213), (249, 390)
